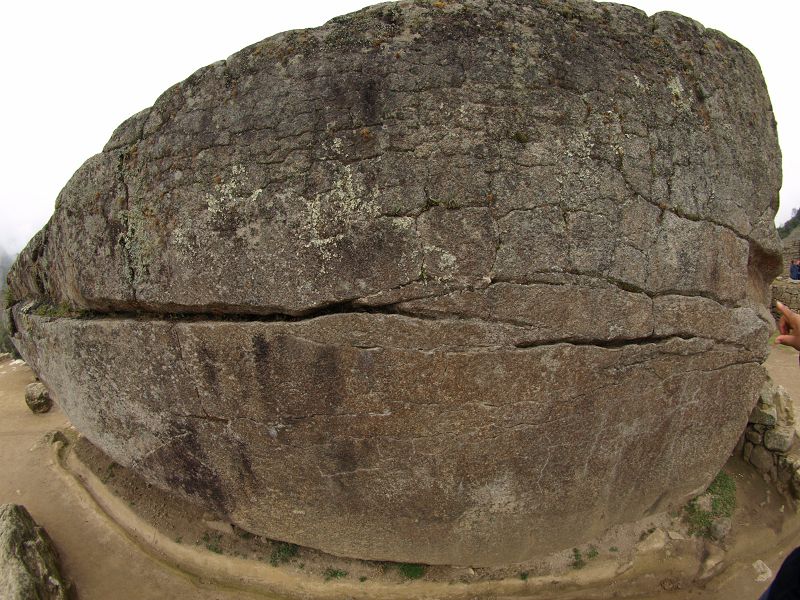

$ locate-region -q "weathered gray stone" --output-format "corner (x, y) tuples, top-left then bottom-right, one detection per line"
(753, 559), (773, 582)
(750, 445), (775, 474)
(745, 429), (763, 445)
(0, 504), (69, 600)
(744, 441), (754, 463)
(745, 429), (764, 445)
(759, 379), (796, 425)
(764, 426), (795, 453)
(750, 404), (778, 427)
(5, 0), (781, 567)
(709, 517), (732, 542)
(774, 385), (795, 426)
(759, 381), (776, 408)
(24, 382), (52, 414)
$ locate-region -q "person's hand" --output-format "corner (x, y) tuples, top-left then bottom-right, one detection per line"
(776, 301), (800, 352)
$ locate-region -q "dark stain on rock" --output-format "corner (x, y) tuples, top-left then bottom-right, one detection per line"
(252, 333), (273, 394)
(197, 342), (218, 390)
(360, 79), (380, 124)
(163, 420), (228, 514)
(233, 438), (256, 483)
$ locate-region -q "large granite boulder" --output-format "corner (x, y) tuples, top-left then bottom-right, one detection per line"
(6, 0), (781, 566)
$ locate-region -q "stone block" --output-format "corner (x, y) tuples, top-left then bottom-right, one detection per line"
(764, 426), (795, 453)
(746, 429), (763, 445)
(749, 404), (777, 427)
(750, 445), (775, 473)
(24, 383), (52, 414)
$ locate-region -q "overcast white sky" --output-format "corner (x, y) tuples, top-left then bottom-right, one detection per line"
(0, 0), (797, 254)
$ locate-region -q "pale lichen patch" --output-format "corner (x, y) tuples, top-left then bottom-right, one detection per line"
(302, 164), (381, 265)
(667, 76), (691, 111)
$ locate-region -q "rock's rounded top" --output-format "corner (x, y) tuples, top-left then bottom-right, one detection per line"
(9, 0), (781, 323)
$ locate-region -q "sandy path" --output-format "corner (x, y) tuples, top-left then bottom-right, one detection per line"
(0, 356), (264, 600)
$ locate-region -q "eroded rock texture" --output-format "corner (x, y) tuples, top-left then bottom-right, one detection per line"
(0, 504), (70, 600)
(7, 0), (782, 566)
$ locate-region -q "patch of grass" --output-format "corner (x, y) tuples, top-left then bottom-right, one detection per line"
(32, 302), (73, 318)
(585, 545), (599, 560)
(684, 471), (736, 538)
(609, 546), (619, 553)
(570, 548), (585, 569)
(359, 576), (367, 582)
(174, 536), (183, 544)
(270, 541), (299, 566)
(323, 568), (347, 581)
(397, 563), (427, 580)
(201, 532), (223, 554)
(519, 571), (529, 581)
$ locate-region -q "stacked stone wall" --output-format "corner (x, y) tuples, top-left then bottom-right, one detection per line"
(738, 380), (800, 499)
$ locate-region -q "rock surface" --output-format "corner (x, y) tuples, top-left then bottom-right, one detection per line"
(24, 382), (52, 414)
(6, 0), (781, 566)
(0, 504), (70, 600)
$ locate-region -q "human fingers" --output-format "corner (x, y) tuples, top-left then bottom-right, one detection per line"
(776, 301), (800, 324)
(776, 302), (800, 334)
(776, 334), (800, 352)
(779, 314), (790, 336)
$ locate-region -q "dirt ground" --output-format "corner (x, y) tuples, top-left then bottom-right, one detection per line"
(2, 348), (800, 599)
(0, 356), (266, 600)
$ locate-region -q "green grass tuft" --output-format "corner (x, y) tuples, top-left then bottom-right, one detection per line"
(684, 471), (736, 538)
(397, 563), (427, 580)
(32, 302), (73, 318)
(323, 568), (347, 581)
(570, 548), (585, 569)
(201, 532), (223, 554)
(270, 541), (299, 566)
